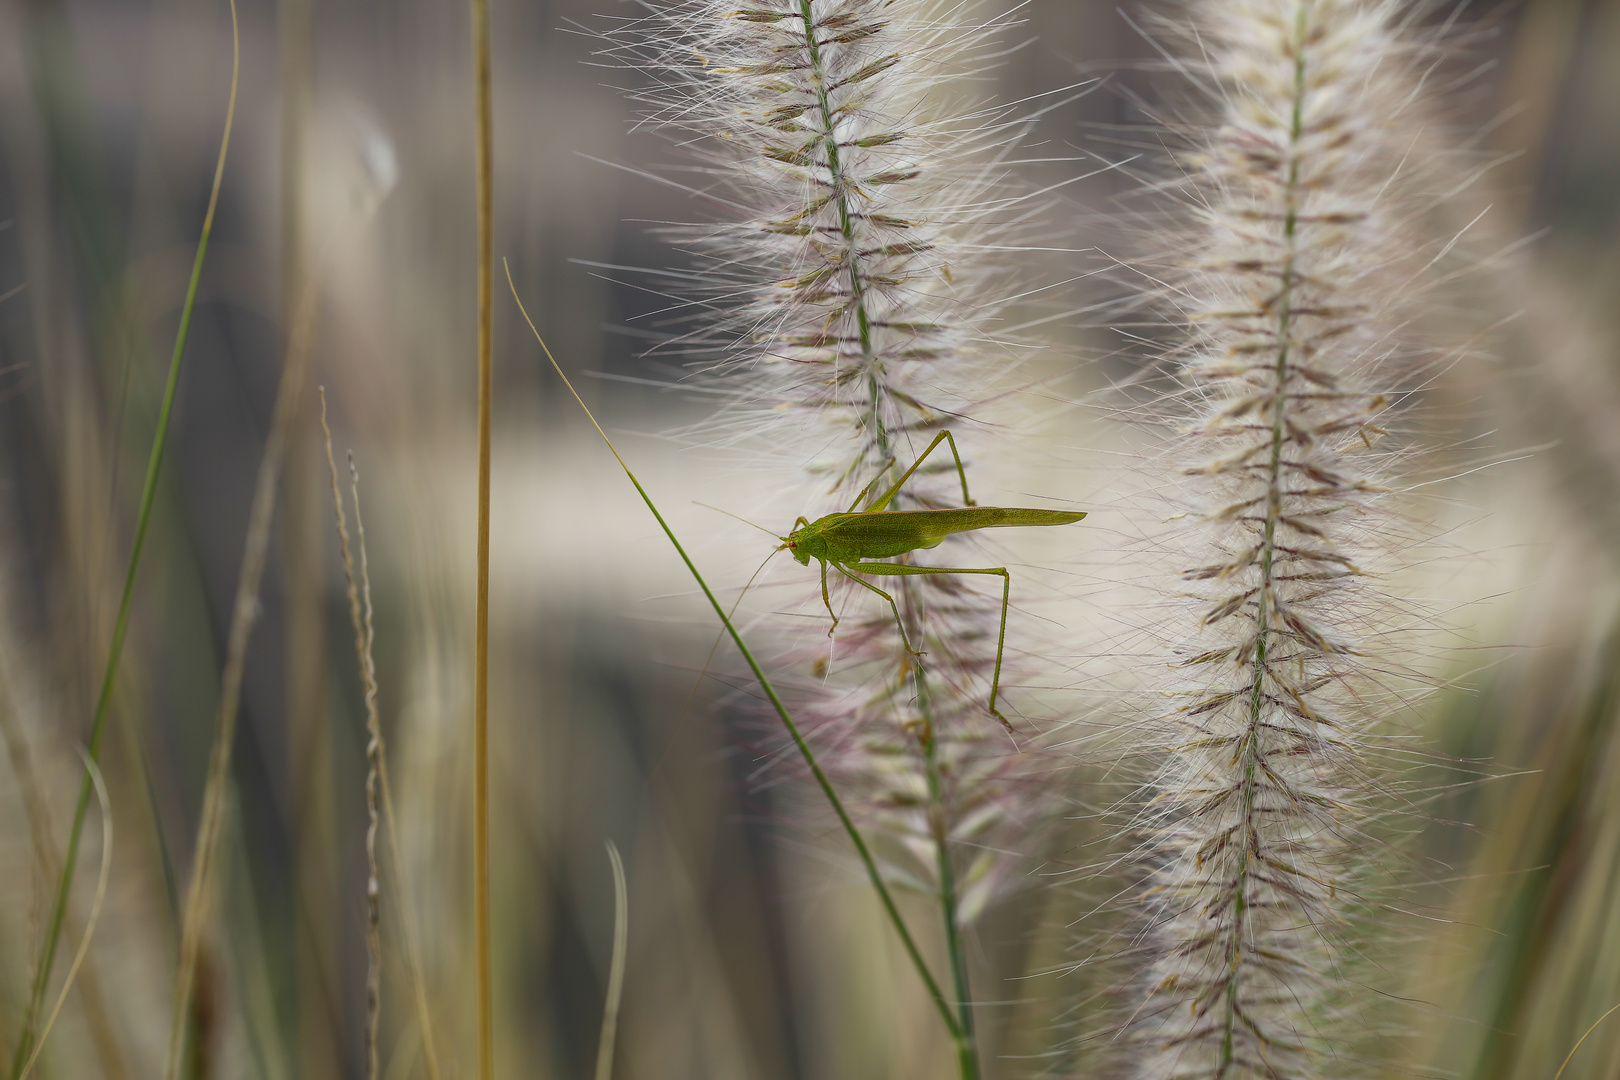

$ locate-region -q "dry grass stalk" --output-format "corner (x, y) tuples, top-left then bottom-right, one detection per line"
(467, 0), (496, 1073)
(319, 389), (445, 1080)
(162, 174), (322, 1080)
(350, 454), (383, 1080)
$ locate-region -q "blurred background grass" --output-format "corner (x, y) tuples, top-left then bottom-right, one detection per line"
(1, 0), (1619, 1077)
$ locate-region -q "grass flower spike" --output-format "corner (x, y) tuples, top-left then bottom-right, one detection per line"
(606, 0), (1073, 1068)
(613, 0), (1058, 898)
(1126, 0), (1451, 1075)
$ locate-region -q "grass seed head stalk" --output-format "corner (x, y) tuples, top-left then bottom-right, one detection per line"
(321, 390), (446, 1080)
(602, 4), (1075, 1074)
(1124, 0), (1452, 1076)
(610, 0), (1058, 929)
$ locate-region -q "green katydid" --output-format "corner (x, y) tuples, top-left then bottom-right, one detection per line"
(781, 429), (1085, 729)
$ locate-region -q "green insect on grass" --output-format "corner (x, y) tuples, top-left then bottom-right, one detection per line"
(781, 427), (1085, 729)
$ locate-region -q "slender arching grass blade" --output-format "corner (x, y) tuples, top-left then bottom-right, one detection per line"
(17, 750), (114, 1080)
(504, 261), (968, 1049)
(593, 841), (630, 1080)
(6, 4), (240, 1076)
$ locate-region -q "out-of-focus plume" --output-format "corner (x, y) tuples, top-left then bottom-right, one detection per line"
(1119, 0), (1461, 1074)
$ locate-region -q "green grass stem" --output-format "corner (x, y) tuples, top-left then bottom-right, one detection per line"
(916, 670), (981, 1079)
(16, 753), (113, 1080)
(506, 262), (966, 1048)
(5, 4), (239, 1075)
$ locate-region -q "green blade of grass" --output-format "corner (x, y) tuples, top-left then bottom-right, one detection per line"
(17, 751), (114, 1080)
(6, 4), (240, 1076)
(505, 262), (967, 1049)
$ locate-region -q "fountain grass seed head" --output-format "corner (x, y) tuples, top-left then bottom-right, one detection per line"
(600, 0), (1079, 918)
(1117, 0), (1465, 1075)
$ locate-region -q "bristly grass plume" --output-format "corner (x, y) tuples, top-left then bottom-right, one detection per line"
(603, 0), (1067, 900)
(1119, 0), (1460, 1075)
(599, 0), (1079, 1067)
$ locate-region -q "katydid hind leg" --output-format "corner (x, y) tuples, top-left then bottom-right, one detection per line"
(847, 562), (1015, 730)
(844, 462), (894, 514)
(938, 429), (974, 508)
(987, 570), (1012, 730)
(863, 429), (975, 513)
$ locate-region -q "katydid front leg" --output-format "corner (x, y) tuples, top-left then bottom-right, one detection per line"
(817, 558), (839, 636)
(818, 558), (928, 661)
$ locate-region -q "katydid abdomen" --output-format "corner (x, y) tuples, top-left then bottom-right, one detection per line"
(787, 507), (1086, 565)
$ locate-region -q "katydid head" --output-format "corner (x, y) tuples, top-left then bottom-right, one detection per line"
(782, 532), (810, 565)
(783, 514), (820, 565)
